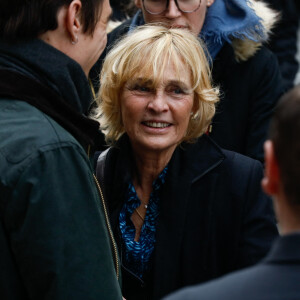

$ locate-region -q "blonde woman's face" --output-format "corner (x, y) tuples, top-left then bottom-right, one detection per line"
(120, 62), (194, 156)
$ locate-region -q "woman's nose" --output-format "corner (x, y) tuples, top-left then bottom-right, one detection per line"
(165, 0), (182, 18)
(147, 93), (169, 112)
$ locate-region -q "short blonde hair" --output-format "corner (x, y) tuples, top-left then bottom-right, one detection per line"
(94, 24), (219, 144)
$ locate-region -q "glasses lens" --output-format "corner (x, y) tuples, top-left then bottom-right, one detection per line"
(178, 0), (201, 12)
(143, 0), (201, 14)
(144, 0), (167, 14)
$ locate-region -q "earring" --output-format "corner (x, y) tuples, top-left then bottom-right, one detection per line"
(207, 1), (211, 6)
(190, 112), (198, 120)
(71, 36), (78, 45)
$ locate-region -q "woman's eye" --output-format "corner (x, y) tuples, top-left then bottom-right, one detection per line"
(173, 88), (183, 94)
(139, 86), (150, 92)
(130, 84), (151, 93)
(168, 86), (185, 95)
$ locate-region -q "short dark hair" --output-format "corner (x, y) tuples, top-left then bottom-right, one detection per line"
(269, 85), (300, 206)
(0, 0), (104, 41)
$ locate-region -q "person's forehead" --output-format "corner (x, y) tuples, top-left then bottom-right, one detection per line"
(128, 60), (192, 85)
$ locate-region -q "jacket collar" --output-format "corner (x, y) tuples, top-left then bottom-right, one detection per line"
(109, 134), (225, 191)
(105, 134), (225, 226)
(0, 38), (105, 152)
(0, 69), (104, 153)
(264, 233), (300, 264)
(168, 135), (225, 184)
(0, 38), (92, 114)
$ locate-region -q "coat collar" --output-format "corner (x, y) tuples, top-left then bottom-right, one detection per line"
(0, 69), (104, 153)
(0, 38), (92, 114)
(264, 233), (300, 264)
(106, 134), (225, 227)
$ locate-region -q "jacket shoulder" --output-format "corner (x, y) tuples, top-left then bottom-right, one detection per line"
(0, 100), (85, 184)
(222, 149), (262, 167)
(221, 149), (263, 179)
(0, 99), (81, 148)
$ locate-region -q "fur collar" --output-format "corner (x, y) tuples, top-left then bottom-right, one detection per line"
(232, 0), (279, 62)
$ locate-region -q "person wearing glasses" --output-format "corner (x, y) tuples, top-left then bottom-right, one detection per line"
(94, 25), (278, 300)
(90, 0), (286, 163)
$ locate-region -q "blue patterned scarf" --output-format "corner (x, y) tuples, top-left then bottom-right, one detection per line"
(129, 0), (266, 59)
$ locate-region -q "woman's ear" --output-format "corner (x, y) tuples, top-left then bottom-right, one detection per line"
(262, 140), (280, 196)
(66, 0), (82, 44)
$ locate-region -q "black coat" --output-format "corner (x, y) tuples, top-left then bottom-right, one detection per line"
(97, 135), (278, 299)
(164, 233), (300, 300)
(210, 43), (284, 162)
(91, 19), (285, 162)
(265, 0), (299, 89)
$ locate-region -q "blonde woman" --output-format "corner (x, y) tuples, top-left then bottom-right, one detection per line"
(94, 25), (278, 300)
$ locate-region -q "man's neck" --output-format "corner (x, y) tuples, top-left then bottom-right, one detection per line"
(276, 195), (300, 235)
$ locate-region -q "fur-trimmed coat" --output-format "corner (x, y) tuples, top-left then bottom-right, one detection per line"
(91, 0), (286, 161)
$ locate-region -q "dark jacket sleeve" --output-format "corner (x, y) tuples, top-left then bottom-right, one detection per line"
(3, 145), (122, 300)
(211, 45), (285, 163)
(245, 48), (285, 162)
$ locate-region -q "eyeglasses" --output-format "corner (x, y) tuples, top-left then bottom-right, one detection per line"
(142, 0), (201, 15)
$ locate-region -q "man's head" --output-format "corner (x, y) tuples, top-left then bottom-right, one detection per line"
(262, 85), (300, 226)
(0, 0), (105, 41)
(134, 0), (215, 35)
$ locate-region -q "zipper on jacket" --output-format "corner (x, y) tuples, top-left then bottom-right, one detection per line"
(93, 174), (120, 279)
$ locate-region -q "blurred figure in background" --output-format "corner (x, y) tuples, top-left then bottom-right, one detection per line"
(294, 0), (300, 85)
(264, 0), (299, 89)
(110, 0), (137, 21)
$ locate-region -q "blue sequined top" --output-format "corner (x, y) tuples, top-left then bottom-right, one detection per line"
(119, 166), (168, 279)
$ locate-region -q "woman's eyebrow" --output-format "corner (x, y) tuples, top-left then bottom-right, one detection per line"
(167, 80), (190, 88)
(128, 78), (153, 85)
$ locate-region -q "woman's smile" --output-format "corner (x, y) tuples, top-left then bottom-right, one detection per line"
(142, 121), (172, 129)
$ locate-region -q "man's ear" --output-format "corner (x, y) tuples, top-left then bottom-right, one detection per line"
(66, 0), (82, 44)
(135, 0), (142, 9)
(262, 140), (280, 196)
